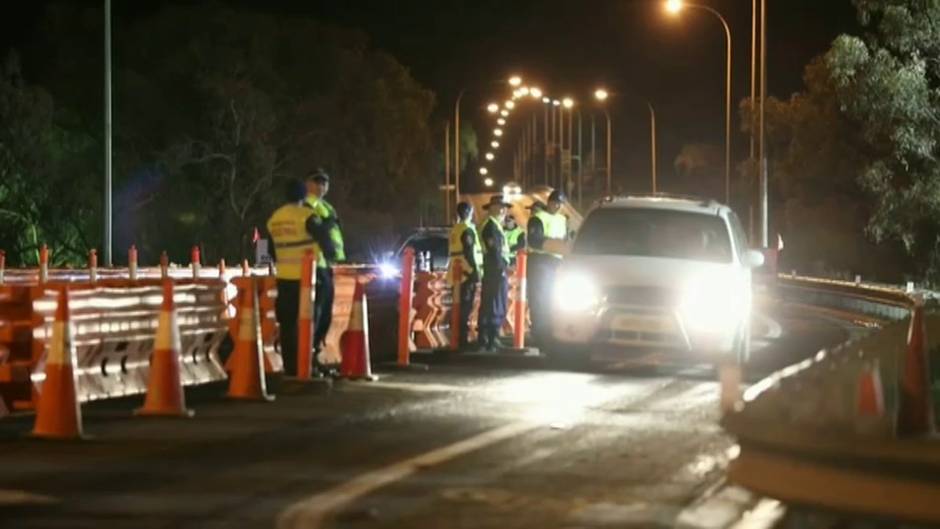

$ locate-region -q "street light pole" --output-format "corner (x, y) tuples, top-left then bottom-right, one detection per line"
(648, 102), (657, 194)
(444, 120), (451, 221)
(454, 90), (465, 209)
(104, 0), (113, 266)
(666, 2), (732, 205)
(604, 109), (612, 196)
(759, 0), (768, 248)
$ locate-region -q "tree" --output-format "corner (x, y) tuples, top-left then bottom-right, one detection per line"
(823, 0), (940, 281)
(27, 4), (438, 264)
(0, 52), (98, 265)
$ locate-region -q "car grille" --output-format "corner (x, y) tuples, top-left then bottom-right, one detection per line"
(605, 286), (679, 307)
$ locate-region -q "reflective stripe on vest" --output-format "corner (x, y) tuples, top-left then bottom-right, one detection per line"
(267, 204), (317, 280)
(530, 210), (567, 257)
(306, 196), (345, 267)
(447, 221), (483, 284)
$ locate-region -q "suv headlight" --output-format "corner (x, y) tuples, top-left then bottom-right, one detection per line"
(553, 272), (600, 312)
(679, 273), (748, 334)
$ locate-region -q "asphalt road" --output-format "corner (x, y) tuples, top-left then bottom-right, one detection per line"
(0, 301), (860, 529)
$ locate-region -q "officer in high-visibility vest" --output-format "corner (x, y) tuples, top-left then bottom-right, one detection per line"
(266, 178), (320, 377)
(447, 201), (483, 349)
(504, 214), (526, 255)
(304, 169), (345, 368)
(478, 195), (512, 352)
(526, 189), (568, 344)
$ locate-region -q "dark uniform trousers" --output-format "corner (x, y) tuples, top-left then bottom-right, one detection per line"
(314, 266), (334, 353)
(275, 279), (306, 377)
(458, 279), (478, 347)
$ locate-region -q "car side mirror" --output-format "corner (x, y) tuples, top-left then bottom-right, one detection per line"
(746, 250), (765, 268)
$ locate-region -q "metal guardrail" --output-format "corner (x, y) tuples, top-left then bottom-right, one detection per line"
(727, 272), (940, 524)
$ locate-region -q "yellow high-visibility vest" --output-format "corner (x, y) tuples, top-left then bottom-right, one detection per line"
(266, 204), (317, 280)
(530, 210), (567, 257)
(447, 221), (483, 285)
(305, 196), (345, 268)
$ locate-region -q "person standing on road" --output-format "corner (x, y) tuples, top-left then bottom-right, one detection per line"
(526, 190), (568, 344)
(478, 195), (512, 352)
(447, 201), (483, 350)
(304, 169), (345, 373)
(266, 179), (320, 377)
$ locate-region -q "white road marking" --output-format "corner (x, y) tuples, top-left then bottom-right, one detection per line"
(276, 421), (539, 529)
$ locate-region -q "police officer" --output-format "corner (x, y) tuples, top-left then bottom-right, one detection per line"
(526, 189), (568, 344)
(304, 169), (345, 370)
(447, 201), (483, 349)
(478, 195), (512, 352)
(266, 179), (320, 377)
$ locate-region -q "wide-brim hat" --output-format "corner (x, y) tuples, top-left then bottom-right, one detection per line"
(485, 194), (512, 209)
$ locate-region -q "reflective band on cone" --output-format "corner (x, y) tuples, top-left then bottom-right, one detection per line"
(136, 280), (194, 417)
(340, 281), (376, 381)
(227, 278), (275, 401)
(32, 288), (83, 440)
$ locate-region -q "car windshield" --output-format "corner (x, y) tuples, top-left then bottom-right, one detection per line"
(574, 208), (733, 263)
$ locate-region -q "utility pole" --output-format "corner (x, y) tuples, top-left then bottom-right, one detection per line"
(103, 0), (113, 266)
(759, 0), (768, 247)
(444, 121), (451, 222)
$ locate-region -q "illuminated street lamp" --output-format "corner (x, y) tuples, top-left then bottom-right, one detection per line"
(491, 141), (500, 148)
(484, 177), (495, 187)
(530, 87), (543, 99)
(508, 75), (522, 87)
(505, 100), (516, 110)
(480, 167), (489, 175)
(562, 97), (574, 109)
(485, 152), (495, 161)
(487, 102), (499, 114)
(552, 99), (561, 107)
(541, 97), (551, 104)
(500, 109), (510, 117)
(594, 88), (609, 102)
(665, 0), (732, 204)
(494, 128), (504, 137)
(518, 86), (530, 97)
(497, 118), (506, 126)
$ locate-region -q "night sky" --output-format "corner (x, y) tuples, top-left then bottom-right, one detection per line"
(1, 0), (859, 190)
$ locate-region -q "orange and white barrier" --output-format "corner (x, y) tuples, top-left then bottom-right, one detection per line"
(397, 247), (416, 366)
(296, 250), (316, 380)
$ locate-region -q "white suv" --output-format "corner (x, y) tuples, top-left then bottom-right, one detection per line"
(550, 195), (763, 363)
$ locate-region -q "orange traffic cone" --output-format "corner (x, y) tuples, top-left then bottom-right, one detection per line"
(340, 280), (377, 381)
(897, 303), (934, 436)
(227, 278), (275, 401)
(136, 280), (194, 417)
(857, 359), (885, 418)
(32, 288), (83, 440)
